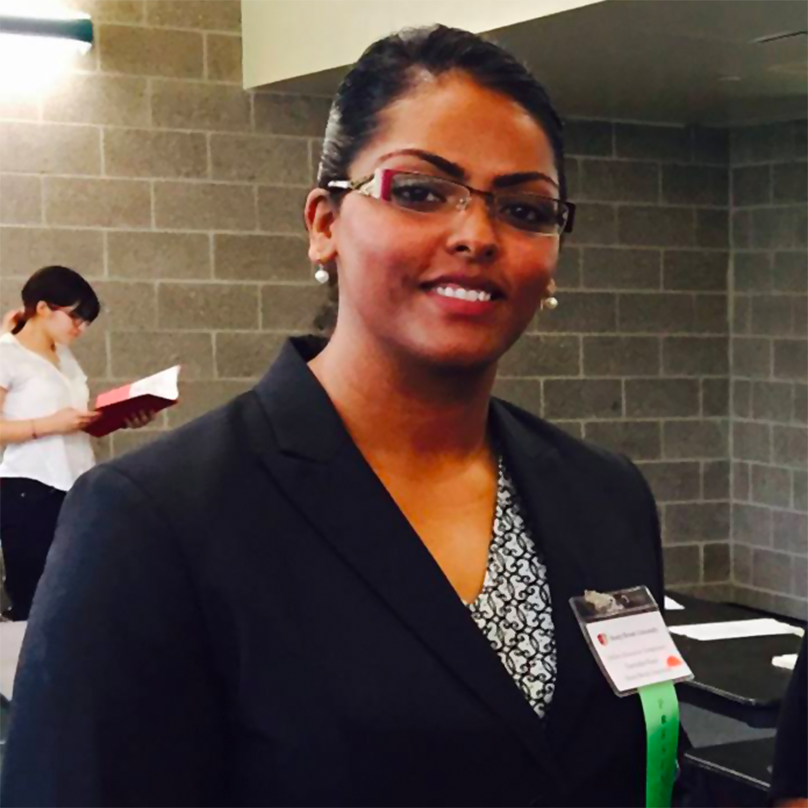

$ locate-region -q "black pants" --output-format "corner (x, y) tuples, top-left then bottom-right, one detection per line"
(1, 478), (66, 621)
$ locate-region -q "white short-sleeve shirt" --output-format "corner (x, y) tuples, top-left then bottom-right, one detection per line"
(0, 333), (95, 491)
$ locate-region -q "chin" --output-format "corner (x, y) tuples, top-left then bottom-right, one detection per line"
(402, 306), (533, 373)
(406, 332), (512, 376)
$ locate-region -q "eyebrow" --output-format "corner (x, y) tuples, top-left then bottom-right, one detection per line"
(377, 148), (559, 190)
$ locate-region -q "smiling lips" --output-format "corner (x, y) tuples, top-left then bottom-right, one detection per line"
(434, 285), (493, 302)
(421, 276), (504, 308)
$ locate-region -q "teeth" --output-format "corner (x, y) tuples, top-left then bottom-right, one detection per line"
(435, 286), (493, 302)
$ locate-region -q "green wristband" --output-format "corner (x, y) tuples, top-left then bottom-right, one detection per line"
(638, 681), (680, 808)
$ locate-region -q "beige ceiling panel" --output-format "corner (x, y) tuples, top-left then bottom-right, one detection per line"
(242, 0), (607, 90)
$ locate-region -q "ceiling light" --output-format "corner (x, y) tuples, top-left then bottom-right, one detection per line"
(0, 3), (93, 95)
(0, 12), (93, 54)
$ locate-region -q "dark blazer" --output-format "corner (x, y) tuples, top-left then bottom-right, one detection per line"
(2, 337), (674, 807)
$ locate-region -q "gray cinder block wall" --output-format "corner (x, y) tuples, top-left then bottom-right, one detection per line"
(730, 121), (807, 620)
(496, 120), (733, 599)
(0, 0), (330, 462)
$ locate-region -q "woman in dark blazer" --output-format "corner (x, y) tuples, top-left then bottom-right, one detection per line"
(2, 25), (680, 807)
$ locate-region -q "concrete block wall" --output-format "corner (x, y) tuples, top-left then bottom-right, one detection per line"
(0, 0), (329, 462)
(495, 120), (732, 596)
(730, 121), (807, 619)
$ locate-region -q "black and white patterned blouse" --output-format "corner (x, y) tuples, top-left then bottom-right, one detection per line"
(466, 455), (557, 718)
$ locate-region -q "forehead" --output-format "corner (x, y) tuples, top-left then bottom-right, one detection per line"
(353, 71), (556, 182)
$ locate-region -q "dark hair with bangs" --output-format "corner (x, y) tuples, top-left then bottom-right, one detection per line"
(312, 24), (567, 335)
(12, 266), (101, 335)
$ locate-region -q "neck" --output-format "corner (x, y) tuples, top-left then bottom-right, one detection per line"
(308, 329), (497, 472)
(17, 319), (56, 355)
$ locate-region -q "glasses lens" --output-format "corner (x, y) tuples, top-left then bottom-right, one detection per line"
(387, 174), (464, 213)
(54, 306), (84, 327)
(496, 194), (566, 235)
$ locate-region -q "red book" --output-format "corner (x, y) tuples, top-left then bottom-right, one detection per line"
(84, 366), (181, 438)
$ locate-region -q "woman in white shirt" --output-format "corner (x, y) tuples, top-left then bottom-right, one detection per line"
(0, 266), (139, 620)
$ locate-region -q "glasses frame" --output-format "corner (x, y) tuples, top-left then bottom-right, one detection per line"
(327, 168), (576, 236)
(47, 304), (88, 330)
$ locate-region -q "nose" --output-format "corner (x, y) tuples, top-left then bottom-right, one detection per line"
(445, 195), (500, 263)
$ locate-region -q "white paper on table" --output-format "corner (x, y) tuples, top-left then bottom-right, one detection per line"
(669, 618), (805, 642)
(772, 653), (798, 671)
(664, 596), (685, 611)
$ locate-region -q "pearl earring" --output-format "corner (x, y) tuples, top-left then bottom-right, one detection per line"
(314, 267), (329, 285)
(541, 279), (559, 311)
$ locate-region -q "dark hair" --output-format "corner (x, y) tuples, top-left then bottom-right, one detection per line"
(12, 265), (101, 335)
(313, 24), (567, 335)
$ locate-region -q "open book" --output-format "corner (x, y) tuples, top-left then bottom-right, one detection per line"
(83, 366), (181, 438)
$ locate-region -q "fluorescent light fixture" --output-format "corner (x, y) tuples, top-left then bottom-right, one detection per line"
(0, 14), (93, 53)
(0, 6), (92, 95)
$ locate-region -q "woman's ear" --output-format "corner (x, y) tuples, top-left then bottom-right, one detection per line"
(35, 301), (50, 318)
(305, 188), (338, 266)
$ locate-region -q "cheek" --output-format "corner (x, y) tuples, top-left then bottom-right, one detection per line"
(510, 242), (558, 295)
(53, 320), (74, 339)
(337, 211), (440, 290)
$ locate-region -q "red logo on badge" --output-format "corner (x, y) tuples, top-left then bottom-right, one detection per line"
(667, 655), (683, 667)
(597, 633), (609, 646)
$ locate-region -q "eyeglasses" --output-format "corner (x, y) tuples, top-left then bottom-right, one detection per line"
(48, 305), (88, 329)
(327, 168), (575, 237)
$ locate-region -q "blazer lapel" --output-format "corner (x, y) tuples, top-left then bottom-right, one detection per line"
(246, 339), (564, 790)
(490, 402), (612, 752)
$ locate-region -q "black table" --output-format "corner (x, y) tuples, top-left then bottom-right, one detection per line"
(666, 593), (803, 727)
(683, 737), (774, 807)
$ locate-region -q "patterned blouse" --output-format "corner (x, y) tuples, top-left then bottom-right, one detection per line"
(466, 455), (557, 718)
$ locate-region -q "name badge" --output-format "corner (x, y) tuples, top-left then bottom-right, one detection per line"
(570, 586), (693, 696)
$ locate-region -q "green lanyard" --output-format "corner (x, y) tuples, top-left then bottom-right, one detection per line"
(638, 681), (680, 808)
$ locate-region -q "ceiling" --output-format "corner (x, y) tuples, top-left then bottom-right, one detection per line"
(263, 0), (808, 126)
